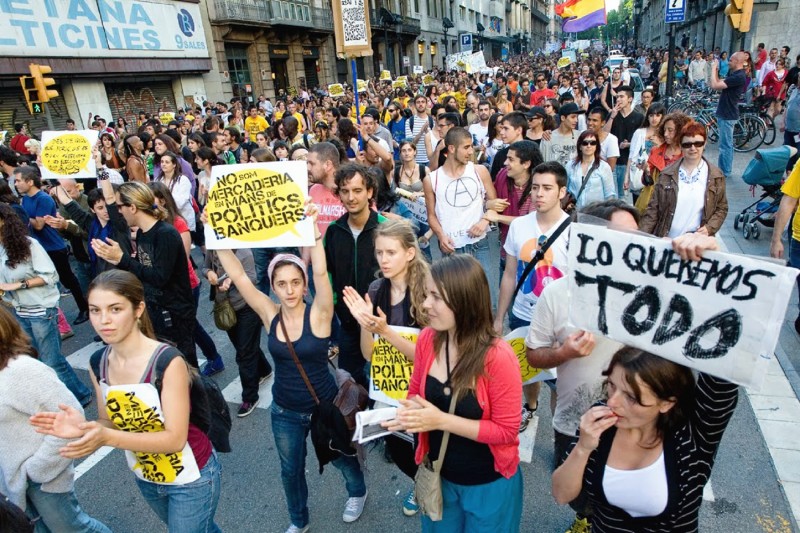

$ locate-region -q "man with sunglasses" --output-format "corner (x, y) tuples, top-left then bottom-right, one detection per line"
(531, 74), (556, 107)
(386, 104), (406, 161)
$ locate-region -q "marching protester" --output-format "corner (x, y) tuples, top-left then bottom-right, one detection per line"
(30, 270), (223, 532)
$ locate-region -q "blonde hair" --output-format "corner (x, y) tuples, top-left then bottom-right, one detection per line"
(117, 181), (165, 220)
(374, 219), (429, 326)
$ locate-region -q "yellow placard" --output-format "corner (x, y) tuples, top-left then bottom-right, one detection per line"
(328, 83), (345, 97)
(557, 57), (572, 69)
(369, 326), (420, 405)
(158, 112), (175, 123)
(204, 162), (315, 249)
(422, 74), (435, 85)
(356, 79), (368, 92)
(40, 130), (98, 180)
(380, 70), (392, 80)
(504, 327), (555, 385)
(392, 79), (408, 89)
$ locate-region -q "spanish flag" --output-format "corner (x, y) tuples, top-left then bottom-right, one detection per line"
(555, 0), (606, 33)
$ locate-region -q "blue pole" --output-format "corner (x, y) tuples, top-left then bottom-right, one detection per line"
(351, 58), (363, 147)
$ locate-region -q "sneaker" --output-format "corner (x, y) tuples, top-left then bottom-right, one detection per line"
(342, 491), (368, 523)
(60, 330), (75, 341)
(200, 357), (225, 377)
(285, 525), (309, 533)
(565, 516), (591, 533)
(402, 489), (419, 516)
(259, 370), (274, 385)
(519, 404), (536, 433)
(237, 400), (259, 418)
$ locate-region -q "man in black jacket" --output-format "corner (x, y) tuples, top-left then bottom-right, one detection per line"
(324, 163), (385, 386)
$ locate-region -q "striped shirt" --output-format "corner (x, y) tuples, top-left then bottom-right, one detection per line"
(574, 373), (739, 532)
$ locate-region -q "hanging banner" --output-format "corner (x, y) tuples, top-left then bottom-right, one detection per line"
(204, 161), (315, 250)
(566, 223), (798, 389)
(328, 83), (345, 97)
(505, 327), (556, 385)
(369, 326), (420, 406)
(40, 130), (99, 180)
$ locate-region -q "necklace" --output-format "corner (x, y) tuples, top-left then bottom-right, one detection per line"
(443, 336), (455, 396)
(401, 165), (416, 183)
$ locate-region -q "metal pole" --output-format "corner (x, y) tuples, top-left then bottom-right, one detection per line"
(666, 24), (676, 98)
(43, 102), (54, 130)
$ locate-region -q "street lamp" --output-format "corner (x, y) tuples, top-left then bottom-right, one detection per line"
(443, 17), (454, 68)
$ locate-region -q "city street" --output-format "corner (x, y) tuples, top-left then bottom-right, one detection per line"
(54, 145), (800, 533)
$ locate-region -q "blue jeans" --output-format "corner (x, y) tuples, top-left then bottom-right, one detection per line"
(135, 452), (222, 533)
(454, 237), (493, 282)
(421, 466), (523, 532)
(614, 165), (626, 199)
(271, 403), (366, 528)
(70, 257), (92, 298)
(718, 118), (736, 177)
(26, 482), (111, 533)
(14, 307), (92, 404)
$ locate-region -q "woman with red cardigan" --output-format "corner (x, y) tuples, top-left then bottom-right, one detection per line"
(386, 254), (523, 531)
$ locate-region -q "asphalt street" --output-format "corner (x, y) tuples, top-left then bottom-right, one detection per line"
(55, 143), (799, 533)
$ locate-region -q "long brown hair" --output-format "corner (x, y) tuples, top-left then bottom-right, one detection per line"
(88, 270), (156, 340)
(603, 347), (695, 447)
(148, 181), (181, 226)
(0, 305), (36, 370)
(431, 254), (497, 392)
(374, 219), (429, 326)
(0, 203), (32, 268)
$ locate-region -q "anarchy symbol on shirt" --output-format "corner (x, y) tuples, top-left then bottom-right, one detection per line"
(444, 176), (480, 207)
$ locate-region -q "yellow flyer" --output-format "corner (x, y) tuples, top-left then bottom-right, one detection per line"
(328, 84), (345, 97)
(204, 161), (315, 250)
(40, 130), (99, 180)
(504, 327), (556, 385)
(369, 326), (420, 406)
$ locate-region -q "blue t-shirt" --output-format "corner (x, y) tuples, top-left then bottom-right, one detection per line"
(21, 190), (66, 252)
(388, 117), (407, 160)
(716, 69), (747, 120)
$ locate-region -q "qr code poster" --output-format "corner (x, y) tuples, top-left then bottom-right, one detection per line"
(332, 0), (373, 56)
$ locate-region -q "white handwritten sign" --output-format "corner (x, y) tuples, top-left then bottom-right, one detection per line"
(567, 223), (798, 389)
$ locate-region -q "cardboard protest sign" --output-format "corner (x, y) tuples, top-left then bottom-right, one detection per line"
(422, 74), (435, 86)
(392, 79), (408, 89)
(369, 326), (420, 406)
(328, 83), (345, 97)
(356, 79), (368, 93)
(380, 70), (392, 81)
(567, 223), (799, 389)
(0, 131), (6, 144)
(40, 130), (99, 180)
(158, 112), (175, 123)
(413, 65), (424, 74)
(505, 327), (556, 385)
(204, 162), (315, 250)
(399, 196), (427, 227)
(557, 57), (572, 69)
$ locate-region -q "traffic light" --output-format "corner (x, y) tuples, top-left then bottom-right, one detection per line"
(19, 75), (39, 114)
(726, 0), (753, 32)
(29, 64), (59, 103)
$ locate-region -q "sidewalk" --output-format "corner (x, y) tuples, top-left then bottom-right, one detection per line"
(709, 142), (800, 528)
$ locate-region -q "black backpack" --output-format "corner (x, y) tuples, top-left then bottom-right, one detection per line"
(408, 114), (434, 133)
(90, 345), (232, 453)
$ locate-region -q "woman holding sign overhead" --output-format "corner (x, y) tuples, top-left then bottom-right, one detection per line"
(384, 254), (523, 531)
(552, 347), (739, 532)
(208, 204), (369, 532)
(342, 219), (430, 516)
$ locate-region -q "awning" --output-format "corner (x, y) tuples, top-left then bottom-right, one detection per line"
(484, 35), (517, 44)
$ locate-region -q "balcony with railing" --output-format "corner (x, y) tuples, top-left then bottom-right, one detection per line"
(212, 0), (334, 32)
(370, 9), (421, 35)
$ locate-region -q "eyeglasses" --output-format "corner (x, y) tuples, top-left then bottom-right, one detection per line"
(581, 140), (598, 146)
(681, 141), (705, 149)
(536, 78), (545, 82)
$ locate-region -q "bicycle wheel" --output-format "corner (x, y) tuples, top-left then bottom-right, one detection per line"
(761, 113), (776, 145)
(734, 115), (765, 152)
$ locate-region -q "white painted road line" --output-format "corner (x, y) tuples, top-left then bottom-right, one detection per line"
(518, 416), (538, 463)
(74, 446), (115, 480)
(703, 481), (715, 502)
(221, 374), (274, 408)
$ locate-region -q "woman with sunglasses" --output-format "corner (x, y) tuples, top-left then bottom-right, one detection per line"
(635, 111), (690, 214)
(640, 121), (728, 238)
(626, 103), (666, 204)
(566, 131), (616, 209)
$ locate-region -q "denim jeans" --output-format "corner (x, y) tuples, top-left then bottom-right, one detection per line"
(453, 237), (493, 282)
(14, 307), (92, 404)
(613, 165), (626, 199)
(26, 482), (111, 533)
(227, 304), (272, 403)
(69, 257), (92, 299)
(192, 286), (220, 363)
(271, 403), (366, 528)
(718, 118), (736, 177)
(135, 451), (222, 533)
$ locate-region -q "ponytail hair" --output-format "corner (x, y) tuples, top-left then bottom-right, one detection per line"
(117, 181), (165, 221)
(88, 270), (156, 340)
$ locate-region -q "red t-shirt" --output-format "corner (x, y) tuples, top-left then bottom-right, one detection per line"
(755, 49), (768, 71)
(309, 183), (346, 238)
(173, 216), (200, 289)
(530, 88), (556, 107)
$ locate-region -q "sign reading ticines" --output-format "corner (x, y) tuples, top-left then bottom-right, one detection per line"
(0, 0), (209, 58)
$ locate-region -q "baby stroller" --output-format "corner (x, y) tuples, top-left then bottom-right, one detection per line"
(735, 145), (797, 239)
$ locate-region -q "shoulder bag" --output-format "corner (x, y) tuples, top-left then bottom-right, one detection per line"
(413, 392), (459, 522)
(561, 163), (598, 215)
(510, 217), (572, 304)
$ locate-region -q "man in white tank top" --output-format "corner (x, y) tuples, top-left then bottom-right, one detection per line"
(423, 127), (500, 279)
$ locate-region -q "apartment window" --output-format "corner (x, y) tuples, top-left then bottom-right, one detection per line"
(460, 6), (465, 20)
(414, 0), (419, 12)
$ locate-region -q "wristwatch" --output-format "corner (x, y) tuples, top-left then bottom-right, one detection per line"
(19, 279), (29, 289)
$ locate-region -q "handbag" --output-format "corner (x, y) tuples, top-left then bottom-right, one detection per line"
(414, 392), (459, 522)
(279, 311), (368, 473)
(561, 163), (598, 215)
(213, 294), (237, 331)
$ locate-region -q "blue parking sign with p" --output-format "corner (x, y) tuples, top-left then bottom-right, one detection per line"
(460, 33), (472, 52)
